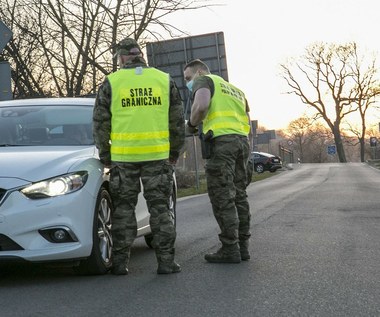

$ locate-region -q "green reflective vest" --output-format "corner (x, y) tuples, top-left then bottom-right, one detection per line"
(203, 74), (250, 138)
(108, 67), (170, 162)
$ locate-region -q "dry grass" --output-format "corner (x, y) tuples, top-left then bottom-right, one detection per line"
(177, 171), (278, 198)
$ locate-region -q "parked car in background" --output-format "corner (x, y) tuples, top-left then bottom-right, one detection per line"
(0, 98), (177, 275)
(252, 151), (283, 173)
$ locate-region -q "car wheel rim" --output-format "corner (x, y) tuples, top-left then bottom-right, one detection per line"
(97, 196), (112, 264)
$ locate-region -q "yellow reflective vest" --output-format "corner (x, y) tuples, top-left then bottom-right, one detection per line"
(203, 74), (250, 138)
(107, 67), (170, 162)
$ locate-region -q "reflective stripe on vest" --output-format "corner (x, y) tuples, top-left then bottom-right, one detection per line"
(203, 74), (250, 137)
(108, 67), (170, 162)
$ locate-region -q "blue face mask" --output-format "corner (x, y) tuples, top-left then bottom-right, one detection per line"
(186, 80), (194, 92)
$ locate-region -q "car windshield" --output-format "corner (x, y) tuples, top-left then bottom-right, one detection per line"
(0, 105), (94, 146)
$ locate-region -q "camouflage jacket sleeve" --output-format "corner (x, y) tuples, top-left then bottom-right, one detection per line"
(168, 77), (185, 161)
(93, 78), (112, 164)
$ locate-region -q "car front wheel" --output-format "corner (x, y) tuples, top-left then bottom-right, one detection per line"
(74, 187), (113, 275)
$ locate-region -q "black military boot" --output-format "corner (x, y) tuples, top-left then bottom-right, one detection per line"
(111, 263), (129, 275)
(157, 261), (182, 274)
(111, 249), (130, 275)
(239, 241), (251, 261)
(204, 247), (241, 263)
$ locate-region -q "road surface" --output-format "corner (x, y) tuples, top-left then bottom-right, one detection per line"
(1, 163), (379, 316)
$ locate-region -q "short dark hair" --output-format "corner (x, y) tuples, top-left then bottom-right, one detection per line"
(184, 59), (210, 73)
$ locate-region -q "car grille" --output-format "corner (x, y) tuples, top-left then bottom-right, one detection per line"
(0, 234), (24, 251)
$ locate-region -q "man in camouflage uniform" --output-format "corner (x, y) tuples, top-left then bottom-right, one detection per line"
(93, 37), (185, 275)
(183, 59), (252, 263)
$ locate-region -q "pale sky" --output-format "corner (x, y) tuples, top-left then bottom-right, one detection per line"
(165, 0), (380, 130)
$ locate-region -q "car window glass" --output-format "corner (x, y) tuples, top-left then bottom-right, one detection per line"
(0, 105), (93, 146)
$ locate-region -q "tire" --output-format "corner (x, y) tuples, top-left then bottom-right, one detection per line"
(74, 188), (113, 275)
(144, 183), (177, 248)
(255, 163), (264, 173)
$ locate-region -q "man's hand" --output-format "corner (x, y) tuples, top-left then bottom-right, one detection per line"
(185, 120), (198, 135)
(99, 159), (112, 174)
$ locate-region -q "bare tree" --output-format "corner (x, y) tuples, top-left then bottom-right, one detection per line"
(283, 116), (334, 163)
(281, 42), (368, 163)
(0, 0), (48, 97)
(285, 116), (313, 162)
(0, 0), (215, 97)
(307, 123), (335, 163)
(346, 45), (380, 162)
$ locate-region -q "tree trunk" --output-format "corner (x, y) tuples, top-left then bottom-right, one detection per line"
(359, 137), (365, 162)
(333, 125), (347, 163)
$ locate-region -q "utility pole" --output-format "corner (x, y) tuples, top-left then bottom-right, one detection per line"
(0, 20), (13, 101)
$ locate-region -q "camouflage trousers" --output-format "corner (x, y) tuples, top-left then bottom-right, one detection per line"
(109, 160), (176, 266)
(205, 135), (251, 249)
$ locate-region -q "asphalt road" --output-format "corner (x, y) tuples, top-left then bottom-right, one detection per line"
(1, 163), (379, 316)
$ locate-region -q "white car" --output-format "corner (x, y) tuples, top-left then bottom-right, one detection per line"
(0, 98), (176, 274)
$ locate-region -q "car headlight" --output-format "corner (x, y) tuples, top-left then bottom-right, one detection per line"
(21, 171), (88, 199)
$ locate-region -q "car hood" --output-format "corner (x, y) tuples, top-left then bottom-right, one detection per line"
(0, 146), (98, 189)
